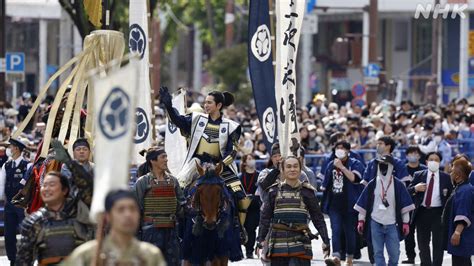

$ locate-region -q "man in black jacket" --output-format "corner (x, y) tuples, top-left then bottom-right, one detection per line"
(408, 151), (453, 266)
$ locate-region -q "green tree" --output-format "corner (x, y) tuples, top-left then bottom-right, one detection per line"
(205, 44), (251, 104)
(58, 0), (159, 39)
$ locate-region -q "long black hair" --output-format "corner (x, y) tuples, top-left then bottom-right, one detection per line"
(208, 91), (235, 111)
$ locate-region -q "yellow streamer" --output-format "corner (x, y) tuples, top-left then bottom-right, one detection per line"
(40, 63), (81, 158)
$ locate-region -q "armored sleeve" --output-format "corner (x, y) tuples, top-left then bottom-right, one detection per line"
(223, 125), (241, 166)
(133, 175), (150, 211)
(259, 168), (280, 192)
(16, 210), (44, 266)
(257, 187), (277, 242)
(302, 188), (330, 245)
(65, 160), (94, 207)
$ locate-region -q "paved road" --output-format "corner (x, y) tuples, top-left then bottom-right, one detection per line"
(230, 217), (454, 265)
(0, 217), (456, 265)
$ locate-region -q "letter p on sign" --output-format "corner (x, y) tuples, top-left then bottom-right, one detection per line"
(6, 52), (25, 73)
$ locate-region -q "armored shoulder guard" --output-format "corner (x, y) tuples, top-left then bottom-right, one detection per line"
(267, 182), (280, 191)
(302, 182), (317, 191)
(21, 208), (48, 231)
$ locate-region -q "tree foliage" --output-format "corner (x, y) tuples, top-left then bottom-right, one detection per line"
(205, 44), (251, 104)
(58, 0), (159, 40)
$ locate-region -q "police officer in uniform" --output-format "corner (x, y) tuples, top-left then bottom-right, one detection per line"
(0, 138), (30, 265)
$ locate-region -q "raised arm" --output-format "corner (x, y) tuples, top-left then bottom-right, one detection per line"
(160, 86), (192, 136)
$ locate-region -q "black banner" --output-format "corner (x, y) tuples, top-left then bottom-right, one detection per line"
(248, 0), (277, 151)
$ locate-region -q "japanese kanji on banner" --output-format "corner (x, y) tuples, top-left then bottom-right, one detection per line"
(275, 0), (305, 157)
(129, 0), (153, 164)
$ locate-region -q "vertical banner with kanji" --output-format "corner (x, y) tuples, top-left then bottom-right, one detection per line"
(129, 0), (153, 164)
(275, 0), (305, 157)
(248, 0), (277, 152)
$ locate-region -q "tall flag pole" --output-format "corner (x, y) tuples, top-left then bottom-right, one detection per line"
(248, 0), (277, 152)
(275, 0), (305, 158)
(129, 0), (154, 164)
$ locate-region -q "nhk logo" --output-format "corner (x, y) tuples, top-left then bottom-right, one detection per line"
(414, 3), (468, 19)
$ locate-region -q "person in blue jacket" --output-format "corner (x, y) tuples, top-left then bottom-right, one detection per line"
(320, 132), (365, 179)
(444, 157), (474, 266)
(362, 136), (410, 185)
(354, 155), (415, 266)
(321, 140), (365, 266)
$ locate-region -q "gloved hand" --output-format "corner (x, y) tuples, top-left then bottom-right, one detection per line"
(159, 86), (172, 107)
(357, 220), (365, 235)
(51, 139), (71, 163)
(322, 242), (331, 258)
(403, 223), (410, 236)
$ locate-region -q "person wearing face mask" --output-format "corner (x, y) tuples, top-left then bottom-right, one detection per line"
(405, 146), (427, 186)
(0, 138), (31, 265)
(239, 154), (260, 259)
(354, 155), (415, 266)
(408, 151), (453, 266)
(442, 157), (474, 266)
(320, 133), (365, 182)
(362, 136), (410, 186)
(433, 130), (452, 171)
(321, 141), (365, 266)
(402, 145), (427, 264)
(418, 124), (437, 159)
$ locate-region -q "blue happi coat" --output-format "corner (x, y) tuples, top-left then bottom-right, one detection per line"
(321, 157), (365, 214)
(354, 176), (415, 242)
(362, 157), (410, 185)
(447, 182), (474, 257)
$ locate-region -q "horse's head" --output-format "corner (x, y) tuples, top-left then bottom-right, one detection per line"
(192, 162), (230, 235)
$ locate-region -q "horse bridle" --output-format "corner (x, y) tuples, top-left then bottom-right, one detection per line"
(192, 184), (228, 226)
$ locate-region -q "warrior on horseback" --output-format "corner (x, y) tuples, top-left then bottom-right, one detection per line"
(159, 87), (250, 243)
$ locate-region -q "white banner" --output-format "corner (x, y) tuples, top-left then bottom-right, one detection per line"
(129, 0), (153, 164)
(165, 89), (187, 176)
(275, 0), (305, 158)
(90, 61), (139, 221)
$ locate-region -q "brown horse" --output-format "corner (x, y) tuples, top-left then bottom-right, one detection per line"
(182, 162), (241, 266)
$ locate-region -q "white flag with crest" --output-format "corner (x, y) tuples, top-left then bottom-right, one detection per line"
(165, 89), (187, 176)
(129, 0), (153, 164)
(89, 61), (139, 221)
(275, 0), (305, 158)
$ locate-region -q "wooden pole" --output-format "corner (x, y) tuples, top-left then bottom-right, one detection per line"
(102, 0), (110, 29)
(225, 0), (235, 47)
(366, 0), (378, 105)
(269, 0), (276, 73)
(0, 0), (5, 102)
(91, 213), (106, 266)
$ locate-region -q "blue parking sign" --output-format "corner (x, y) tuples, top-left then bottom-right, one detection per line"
(6, 52), (25, 73)
(364, 63), (380, 78)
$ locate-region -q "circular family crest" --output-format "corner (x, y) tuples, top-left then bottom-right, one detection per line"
(251, 24), (271, 62)
(129, 24), (146, 59)
(99, 87), (131, 140)
(134, 107), (150, 144)
(262, 107), (275, 143)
